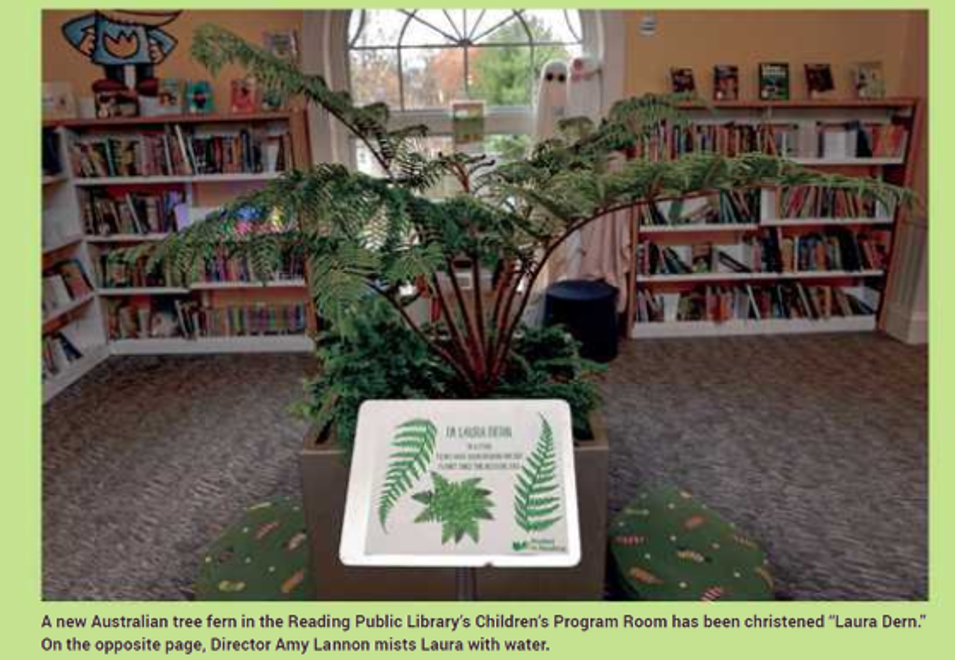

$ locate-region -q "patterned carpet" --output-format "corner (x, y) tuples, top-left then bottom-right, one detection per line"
(42, 333), (927, 600)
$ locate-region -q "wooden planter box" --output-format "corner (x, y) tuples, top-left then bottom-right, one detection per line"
(300, 412), (610, 600)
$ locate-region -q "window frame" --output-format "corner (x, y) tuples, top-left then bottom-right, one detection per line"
(301, 10), (621, 170)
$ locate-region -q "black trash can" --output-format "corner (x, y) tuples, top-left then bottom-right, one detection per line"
(543, 279), (619, 362)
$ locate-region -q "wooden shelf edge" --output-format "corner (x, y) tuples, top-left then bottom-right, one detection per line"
(42, 294), (96, 334)
(637, 270), (885, 284)
(631, 315), (877, 338)
(86, 233), (170, 243)
(98, 287), (190, 296)
(73, 172), (284, 186)
(677, 98), (918, 110)
(44, 111), (294, 129)
(109, 335), (314, 355)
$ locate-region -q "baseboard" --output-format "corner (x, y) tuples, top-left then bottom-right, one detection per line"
(884, 303), (928, 345)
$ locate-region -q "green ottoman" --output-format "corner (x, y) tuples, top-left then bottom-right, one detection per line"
(194, 496), (314, 600)
(610, 487), (775, 601)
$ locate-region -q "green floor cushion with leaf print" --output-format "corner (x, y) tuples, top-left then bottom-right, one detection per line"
(194, 496), (313, 600)
(610, 487), (775, 601)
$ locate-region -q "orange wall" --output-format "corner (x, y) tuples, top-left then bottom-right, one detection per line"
(624, 10), (921, 100)
(624, 9), (928, 206)
(43, 10), (303, 112)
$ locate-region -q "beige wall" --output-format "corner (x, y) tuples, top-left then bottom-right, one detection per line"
(43, 10), (304, 112)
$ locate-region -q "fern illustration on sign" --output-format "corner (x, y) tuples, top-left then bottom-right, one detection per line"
(378, 418), (437, 530)
(514, 415), (562, 534)
(412, 472), (494, 544)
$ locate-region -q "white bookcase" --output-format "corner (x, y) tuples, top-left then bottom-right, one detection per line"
(626, 98), (920, 339)
(41, 111), (316, 403)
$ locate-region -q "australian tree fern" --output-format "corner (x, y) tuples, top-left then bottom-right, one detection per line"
(138, 25), (916, 401)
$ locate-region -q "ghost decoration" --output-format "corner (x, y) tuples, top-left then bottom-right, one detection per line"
(534, 60), (569, 143)
(567, 56), (602, 123)
(559, 56), (604, 280)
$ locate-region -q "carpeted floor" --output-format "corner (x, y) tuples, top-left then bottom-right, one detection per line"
(42, 333), (927, 600)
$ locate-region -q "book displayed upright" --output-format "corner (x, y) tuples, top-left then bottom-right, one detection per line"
(713, 65), (739, 101)
(854, 61), (886, 99)
(804, 63), (835, 99)
(759, 62), (791, 101)
(669, 67), (696, 94)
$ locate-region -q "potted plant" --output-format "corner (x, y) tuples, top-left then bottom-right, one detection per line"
(145, 25), (913, 600)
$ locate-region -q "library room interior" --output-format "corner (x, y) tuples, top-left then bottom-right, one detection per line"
(41, 9), (927, 601)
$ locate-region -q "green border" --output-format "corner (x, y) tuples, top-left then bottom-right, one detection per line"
(6, 1), (947, 657)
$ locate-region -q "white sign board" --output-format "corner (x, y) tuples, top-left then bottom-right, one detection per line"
(340, 399), (580, 568)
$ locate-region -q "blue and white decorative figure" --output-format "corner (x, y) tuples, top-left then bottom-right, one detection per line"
(61, 10), (181, 105)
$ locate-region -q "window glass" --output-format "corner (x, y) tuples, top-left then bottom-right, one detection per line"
(348, 9), (583, 111)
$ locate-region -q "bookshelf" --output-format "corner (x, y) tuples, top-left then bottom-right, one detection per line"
(41, 111), (316, 403)
(625, 98), (920, 339)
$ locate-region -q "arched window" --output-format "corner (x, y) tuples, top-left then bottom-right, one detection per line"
(347, 10), (584, 110)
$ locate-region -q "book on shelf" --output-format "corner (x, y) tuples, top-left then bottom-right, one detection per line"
(42, 81), (77, 120)
(42, 275), (73, 313)
(156, 79), (185, 114)
(635, 283), (877, 324)
(42, 329), (84, 380)
(81, 188), (185, 236)
(638, 191), (760, 227)
(777, 186), (893, 219)
(713, 65), (739, 101)
(68, 124), (292, 179)
(97, 250), (173, 289)
(107, 298), (308, 340)
(629, 120), (908, 162)
(669, 67), (696, 94)
(759, 63), (790, 101)
(853, 61), (886, 99)
(638, 226), (888, 276)
(200, 249), (305, 284)
(743, 228), (887, 273)
(42, 129), (63, 177)
(231, 77), (259, 113)
(42, 259), (93, 313)
(186, 81), (216, 114)
(804, 63), (835, 99)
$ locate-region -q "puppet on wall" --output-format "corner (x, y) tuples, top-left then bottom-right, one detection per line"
(62, 10), (181, 117)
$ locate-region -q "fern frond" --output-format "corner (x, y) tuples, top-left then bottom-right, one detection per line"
(378, 418), (437, 530)
(514, 415), (562, 534)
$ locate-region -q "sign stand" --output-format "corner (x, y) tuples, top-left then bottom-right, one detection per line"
(339, 400), (581, 595)
(455, 567), (477, 601)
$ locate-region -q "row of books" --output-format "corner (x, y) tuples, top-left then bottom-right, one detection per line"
(69, 126), (291, 179)
(97, 253), (170, 289)
(637, 230), (888, 275)
(635, 283), (876, 323)
(108, 299), (308, 340)
(202, 250), (305, 284)
(639, 191), (760, 226)
(631, 121), (908, 162)
(82, 189), (186, 236)
(42, 259), (93, 315)
(97, 251), (304, 289)
(669, 62), (886, 101)
(42, 331), (84, 380)
(777, 186), (890, 219)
